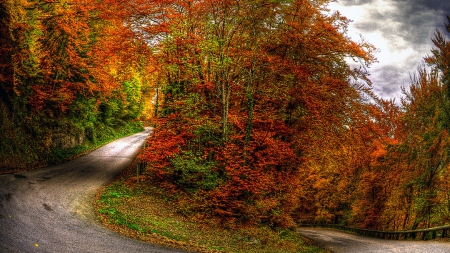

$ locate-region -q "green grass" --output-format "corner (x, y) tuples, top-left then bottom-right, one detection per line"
(95, 178), (325, 253)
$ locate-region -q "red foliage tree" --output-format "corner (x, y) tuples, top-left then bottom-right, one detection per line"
(139, 0), (376, 228)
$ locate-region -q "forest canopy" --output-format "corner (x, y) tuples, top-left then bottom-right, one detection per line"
(0, 0), (154, 167)
(2, 0), (450, 231)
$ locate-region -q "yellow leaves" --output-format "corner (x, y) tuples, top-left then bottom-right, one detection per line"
(369, 139), (387, 167)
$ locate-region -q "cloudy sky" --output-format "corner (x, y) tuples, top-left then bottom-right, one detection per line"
(328, 0), (450, 102)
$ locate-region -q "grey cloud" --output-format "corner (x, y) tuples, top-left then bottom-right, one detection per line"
(396, 0), (450, 12)
(394, 1), (450, 39)
(395, 9), (437, 45)
(371, 65), (408, 98)
(338, 0), (450, 43)
(335, 0), (450, 99)
(370, 54), (423, 98)
(356, 2), (439, 46)
(337, 0), (374, 6)
(337, 0), (450, 15)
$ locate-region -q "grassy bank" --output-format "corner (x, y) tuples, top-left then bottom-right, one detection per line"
(95, 170), (325, 253)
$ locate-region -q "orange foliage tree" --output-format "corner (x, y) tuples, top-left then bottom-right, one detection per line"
(362, 16), (450, 231)
(347, 16), (450, 231)
(0, 0), (154, 167)
(139, 0), (376, 228)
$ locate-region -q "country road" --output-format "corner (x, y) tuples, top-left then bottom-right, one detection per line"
(0, 128), (189, 253)
(6, 128), (450, 253)
(298, 227), (450, 253)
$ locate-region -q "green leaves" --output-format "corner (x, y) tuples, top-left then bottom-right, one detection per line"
(0, 0), (153, 168)
(170, 150), (220, 191)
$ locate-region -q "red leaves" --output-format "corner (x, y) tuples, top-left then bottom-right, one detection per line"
(137, 0), (379, 228)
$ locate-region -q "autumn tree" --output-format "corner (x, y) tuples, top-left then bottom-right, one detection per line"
(0, 0), (153, 168)
(377, 68), (450, 230)
(346, 17), (450, 231)
(140, 0), (376, 228)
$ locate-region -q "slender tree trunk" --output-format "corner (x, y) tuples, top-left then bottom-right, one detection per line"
(154, 88), (159, 117)
(221, 79), (229, 140)
(244, 12), (259, 161)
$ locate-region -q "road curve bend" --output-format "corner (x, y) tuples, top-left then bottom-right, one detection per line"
(0, 128), (189, 253)
(298, 227), (450, 253)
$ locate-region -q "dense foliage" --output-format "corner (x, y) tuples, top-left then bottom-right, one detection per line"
(0, 0), (154, 168)
(4, 0), (450, 232)
(138, 2), (450, 231)
(138, 0), (378, 228)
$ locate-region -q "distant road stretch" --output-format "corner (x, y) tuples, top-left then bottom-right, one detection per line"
(298, 227), (450, 253)
(0, 128), (189, 253)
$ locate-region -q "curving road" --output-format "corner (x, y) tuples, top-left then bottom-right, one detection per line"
(0, 128), (189, 253)
(298, 227), (450, 253)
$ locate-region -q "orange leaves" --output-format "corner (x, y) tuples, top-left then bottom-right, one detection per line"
(139, 120), (187, 177)
(11, 0), (156, 116)
(136, 0), (383, 229)
(195, 113), (301, 226)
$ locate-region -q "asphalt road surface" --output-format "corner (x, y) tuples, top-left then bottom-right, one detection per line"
(0, 128), (189, 253)
(298, 227), (450, 253)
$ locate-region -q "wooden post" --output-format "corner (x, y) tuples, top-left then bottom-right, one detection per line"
(136, 161), (140, 182)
